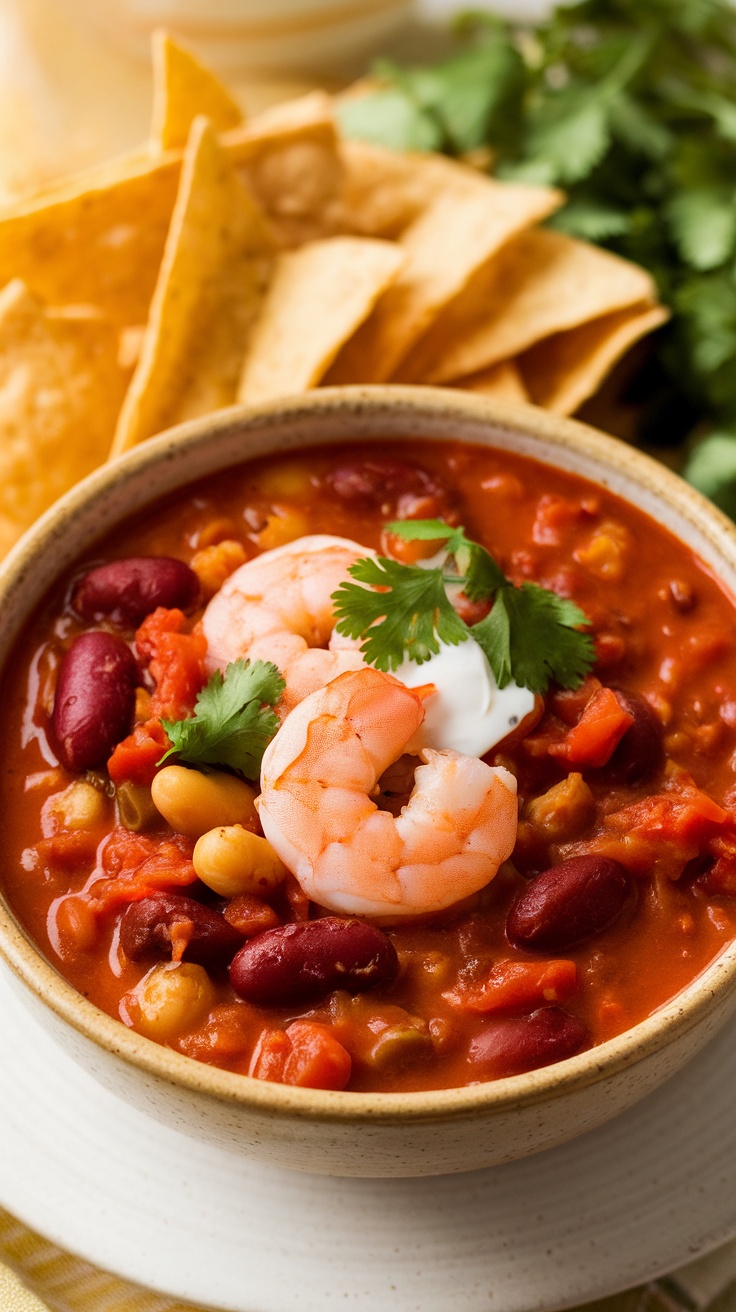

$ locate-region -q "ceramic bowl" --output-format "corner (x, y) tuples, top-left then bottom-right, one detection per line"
(2, 385), (736, 1179)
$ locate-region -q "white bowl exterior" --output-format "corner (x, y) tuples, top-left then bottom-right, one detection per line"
(71, 0), (413, 74)
(3, 388), (736, 1177)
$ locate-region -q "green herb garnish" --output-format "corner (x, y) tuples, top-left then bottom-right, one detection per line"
(159, 659), (284, 778)
(337, 0), (736, 499)
(331, 519), (594, 693)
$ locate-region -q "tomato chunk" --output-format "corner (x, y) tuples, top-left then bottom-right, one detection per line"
(550, 687), (634, 768)
(248, 1022), (352, 1091)
(445, 959), (578, 1014)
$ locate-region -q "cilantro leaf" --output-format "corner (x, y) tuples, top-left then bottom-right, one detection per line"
(331, 556), (468, 671)
(384, 519), (506, 600)
(666, 187), (736, 272)
(472, 586), (595, 694)
(337, 89), (442, 153)
(159, 659), (284, 778)
(337, 0), (736, 482)
(333, 524), (595, 693)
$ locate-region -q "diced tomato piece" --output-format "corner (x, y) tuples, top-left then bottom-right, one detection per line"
(548, 677), (601, 726)
(107, 718), (170, 786)
(249, 1029), (291, 1082)
(576, 777), (732, 878)
(135, 607), (207, 721)
(92, 827), (196, 908)
(283, 1021), (352, 1091)
(248, 1022), (352, 1090)
(445, 959), (577, 1014)
(35, 831), (99, 869)
(550, 687), (634, 768)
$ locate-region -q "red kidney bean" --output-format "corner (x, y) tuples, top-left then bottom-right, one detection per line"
(468, 1007), (589, 1078)
(603, 689), (664, 785)
(120, 891), (243, 967)
(73, 556), (198, 626)
(51, 632), (137, 772)
(326, 459), (455, 520)
(230, 917), (399, 1005)
(507, 855), (630, 952)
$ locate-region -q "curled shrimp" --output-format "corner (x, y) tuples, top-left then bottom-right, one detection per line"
(202, 535), (374, 713)
(257, 666), (518, 919)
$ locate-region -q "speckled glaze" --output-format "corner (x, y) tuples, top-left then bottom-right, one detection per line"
(2, 386), (736, 1178)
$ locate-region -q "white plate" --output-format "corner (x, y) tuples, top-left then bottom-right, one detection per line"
(1, 960), (736, 1312)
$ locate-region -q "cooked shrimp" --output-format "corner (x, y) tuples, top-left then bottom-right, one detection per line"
(201, 534), (375, 712)
(257, 666), (518, 919)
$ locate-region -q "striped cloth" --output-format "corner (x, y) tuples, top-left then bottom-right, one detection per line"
(3, 1204), (736, 1312)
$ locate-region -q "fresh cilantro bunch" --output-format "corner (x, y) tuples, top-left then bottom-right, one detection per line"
(338, 0), (736, 513)
(159, 658), (284, 778)
(331, 520), (594, 694)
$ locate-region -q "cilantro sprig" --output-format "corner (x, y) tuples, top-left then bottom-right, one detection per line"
(331, 554), (467, 670)
(331, 519), (594, 694)
(337, 0), (736, 511)
(159, 659), (284, 779)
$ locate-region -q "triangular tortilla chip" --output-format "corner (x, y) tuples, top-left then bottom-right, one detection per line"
(0, 151), (182, 326)
(238, 236), (403, 405)
(336, 140), (455, 239)
(324, 172), (562, 384)
(397, 228), (658, 385)
(229, 92), (343, 247)
(111, 117), (273, 456)
(150, 30), (243, 152)
(519, 302), (669, 415)
(452, 359), (530, 404)
(0, 92), (338, 332)
(0, 280), (129, 555)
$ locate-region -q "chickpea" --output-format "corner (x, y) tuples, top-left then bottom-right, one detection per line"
(49, 780), (108, 831)
(151, 765), (258, 838)
(194, 824), (288, 898)
(129, 962), (215, 1041)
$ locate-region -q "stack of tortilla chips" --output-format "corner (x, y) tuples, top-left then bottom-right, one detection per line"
(0, 32), (667, 558)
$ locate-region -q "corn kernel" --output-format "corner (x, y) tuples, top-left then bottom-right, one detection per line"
(190, 539), (248, 601)
(574, 520), (631, 580)
(257, 506), (310, 551)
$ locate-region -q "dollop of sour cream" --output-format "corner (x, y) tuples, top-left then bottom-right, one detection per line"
(389, 636), (536, 759)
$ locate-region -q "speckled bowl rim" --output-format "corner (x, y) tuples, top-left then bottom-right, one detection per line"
(2, 384), (736, 1128)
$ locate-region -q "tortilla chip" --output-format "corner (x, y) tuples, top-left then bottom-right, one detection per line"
(0, 91), (338, 330)
(0, 280), (129, 555)
(228, 93), (343, 247)
(238, 236), (403, 405)
(111, 118), (273, 456)
(150, 30), (243, 152)
(452, 359), (530, 404)
(519, 302), (669, 416)
(324, 173), (562, 384)
(336, 140), (453, 239)
(397, 228), (658, 385)
(0, 151), (182, 326)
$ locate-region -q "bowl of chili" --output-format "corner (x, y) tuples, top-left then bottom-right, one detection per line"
(1, 384), (736, 1177)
